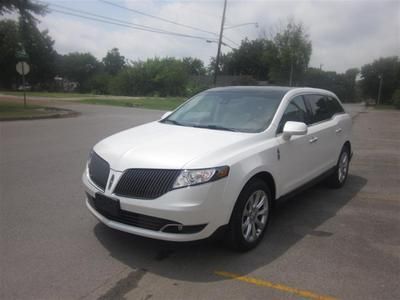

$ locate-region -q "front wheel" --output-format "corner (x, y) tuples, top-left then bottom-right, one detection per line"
(326, 145), (350, 188)
(227, 179), (271, 251)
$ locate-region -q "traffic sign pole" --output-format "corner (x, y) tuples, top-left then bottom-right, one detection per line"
(16, 61), (30, 109)
(22, 63), (26, 108)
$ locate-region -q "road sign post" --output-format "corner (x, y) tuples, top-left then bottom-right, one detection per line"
(16, 61), (30, 109)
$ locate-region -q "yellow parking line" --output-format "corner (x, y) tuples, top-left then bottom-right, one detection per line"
(215, 271), (337, 300)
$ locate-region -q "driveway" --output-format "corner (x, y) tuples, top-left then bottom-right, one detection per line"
(1, 103), (398, 300)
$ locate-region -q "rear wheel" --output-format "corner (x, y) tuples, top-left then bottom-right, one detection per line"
(227, 179), (271, 251)
(326, 145), (350, 188)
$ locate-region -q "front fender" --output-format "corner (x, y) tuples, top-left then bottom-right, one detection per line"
(219, 145), (280, 225)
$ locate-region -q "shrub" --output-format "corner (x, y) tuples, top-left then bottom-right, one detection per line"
(392, 89), (400, 109)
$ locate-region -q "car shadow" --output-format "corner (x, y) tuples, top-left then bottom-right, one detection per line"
(93, 174), (367, 282)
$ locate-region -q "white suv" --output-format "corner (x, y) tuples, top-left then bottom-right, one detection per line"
(83, 86), (352, 251)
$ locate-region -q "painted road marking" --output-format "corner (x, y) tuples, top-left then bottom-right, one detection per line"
(215, 271), (337, 300)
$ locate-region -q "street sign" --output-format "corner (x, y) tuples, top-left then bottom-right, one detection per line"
(16, 61), (30, 109)
(16, 49), (29, 60)
(16, 61), (30, 75)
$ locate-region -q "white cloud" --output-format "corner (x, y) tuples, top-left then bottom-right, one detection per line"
(37, 0), (400, 73)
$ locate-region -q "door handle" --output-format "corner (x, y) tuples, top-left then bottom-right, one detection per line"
(335, 128), (342, 133)
(309, 136), (318, 143)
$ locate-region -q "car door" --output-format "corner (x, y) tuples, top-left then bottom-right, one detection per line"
(325, 96), (347, 158)
(303, 94), (338, 176)
(275, 95), (315, 195)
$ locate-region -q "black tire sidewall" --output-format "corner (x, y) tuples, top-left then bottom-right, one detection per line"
(328, 145), (350, 188)
(228, 178), (272, 251)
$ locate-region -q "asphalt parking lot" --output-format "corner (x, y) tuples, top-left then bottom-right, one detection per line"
(1, 103), (399, 300)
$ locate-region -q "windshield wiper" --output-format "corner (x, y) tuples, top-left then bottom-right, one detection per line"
(162, 119), (184, 126)
(192, 124), (238, 132)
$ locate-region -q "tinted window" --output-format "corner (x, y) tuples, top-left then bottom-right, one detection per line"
(305, 95), (332, 123)
(277, 96), (308, 133)
(326, 96), (344, 115)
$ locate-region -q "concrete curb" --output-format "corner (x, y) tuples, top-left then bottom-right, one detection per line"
(0, 107), (80, 122)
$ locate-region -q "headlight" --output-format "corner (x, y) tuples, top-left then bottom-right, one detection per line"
(173, 166), (229, 189)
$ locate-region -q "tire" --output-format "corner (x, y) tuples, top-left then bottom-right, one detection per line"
(226, 178), (272, 252)
(326, 145), (350, 188)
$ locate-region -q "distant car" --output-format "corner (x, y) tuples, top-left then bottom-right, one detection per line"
(83, 86), (352, 251)
(17, 85), (31, 91)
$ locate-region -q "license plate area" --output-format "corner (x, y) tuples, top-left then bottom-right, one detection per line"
(94, 194), (120, 217)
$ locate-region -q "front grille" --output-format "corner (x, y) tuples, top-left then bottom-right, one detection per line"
(114, 169), (181, 199)
(88, 152), (110, 190)
(87, 193), (181, 231)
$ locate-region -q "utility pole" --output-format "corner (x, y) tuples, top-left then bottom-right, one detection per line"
(377, 74), (383, 105)
(289, 59), (293, 86)
(213, 0), (228, 86)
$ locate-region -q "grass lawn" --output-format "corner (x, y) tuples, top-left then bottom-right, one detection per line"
(0, 91), (96, 98)
(373, 104), (397, 110)
(78, 97), (186, 110)
(0, 101), (54, 120)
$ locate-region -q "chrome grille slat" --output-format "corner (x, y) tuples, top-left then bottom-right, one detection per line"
(113, 169), (181, 199)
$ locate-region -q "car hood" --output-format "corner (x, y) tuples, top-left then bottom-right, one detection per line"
(93, 121), (253, 171)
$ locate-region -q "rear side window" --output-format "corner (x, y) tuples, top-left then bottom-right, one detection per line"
(304, 95), (332, 123)
(326, 96), (344, 115)
(277, 96), (308, 133)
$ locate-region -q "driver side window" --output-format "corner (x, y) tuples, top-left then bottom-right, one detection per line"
(277, 96), (308, 134)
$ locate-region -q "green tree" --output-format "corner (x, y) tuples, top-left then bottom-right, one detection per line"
(207, 52), (234, 75)
(229, 39), (273, 80)
(20, 20), (57, 87)
(207, 20), (311, 84)
(102, 48), (125, 75)
(0, 1), (57, 89)
(360, 56), (400, 104)
(0, 20), (19, 88)
(269, 20), (312, 85)
(208, 39), (274, 81)
(343, 68), (360, 102)
(0, 0), (47, 24)
(58, 52), (101, 92)
(0, 19), (57, 89)
(88, 73), (112, 94)
(109, 57), (189, 96)
(392, 89), (400, 109)
(302, 67), (359, 102)
(182, 57), (206, 75)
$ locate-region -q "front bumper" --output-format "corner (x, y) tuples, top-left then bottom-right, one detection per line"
(82, 168), (230, 242)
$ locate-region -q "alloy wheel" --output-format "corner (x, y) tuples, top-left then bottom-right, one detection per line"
(241, 190), (269, 242)
(338, 151), (349, 183)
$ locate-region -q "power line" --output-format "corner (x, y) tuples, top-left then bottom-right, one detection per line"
(39, 1), (235, 47)
(99, 0), (239, 47)
(50, 8), (221, 41)
(48, 3), (185, 35)
(100, 0), (218, 37)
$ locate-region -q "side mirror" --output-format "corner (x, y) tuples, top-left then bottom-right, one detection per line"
(161, 111), (172, 120)
(282, 121), (307, 140)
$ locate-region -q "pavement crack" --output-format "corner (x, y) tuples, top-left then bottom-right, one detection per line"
(97, 268), (147, 300)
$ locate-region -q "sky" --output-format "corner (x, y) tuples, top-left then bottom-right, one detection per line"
(29, 0), (400, 73)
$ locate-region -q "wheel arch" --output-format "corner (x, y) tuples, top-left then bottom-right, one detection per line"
(344, 140), (351, 153)
(246, 171), (276, 201)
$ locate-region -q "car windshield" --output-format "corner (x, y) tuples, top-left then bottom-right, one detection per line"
(161, 90), (286, 133)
